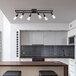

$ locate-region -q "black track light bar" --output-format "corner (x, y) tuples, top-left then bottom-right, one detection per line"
(15, 9), (53, 14)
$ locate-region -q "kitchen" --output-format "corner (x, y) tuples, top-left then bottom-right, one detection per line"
(0, 0), (76, 76)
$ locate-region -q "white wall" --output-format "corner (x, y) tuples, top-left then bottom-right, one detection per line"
(0, 10), (3, 31)
(2, 13), (11, 61)
(0, 10), (4, 61)
(11, 23), (69, 31)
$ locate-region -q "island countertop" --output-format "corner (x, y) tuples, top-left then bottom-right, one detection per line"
(0, 61), (68, 66)
(0, 61), (68, 76)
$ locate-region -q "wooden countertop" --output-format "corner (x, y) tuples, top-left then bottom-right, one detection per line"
(0, 61), (68, 66)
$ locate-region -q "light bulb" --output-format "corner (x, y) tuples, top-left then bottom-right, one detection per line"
(13, 14), (18, 20)
(52, 15), (56, 19)
(44, 16), (48, 21)
(43, 13), (48, 21)
(27, 16), (31, 21)
(19, 13), (24, 19)
(27, 14), (31, 21)
(37, 13), (42, 19)
(20, 15), (23, 19)
(13, 16), (17, 20)
(38, 15), (42, 19)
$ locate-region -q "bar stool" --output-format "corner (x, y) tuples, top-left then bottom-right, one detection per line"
(39, 70), (58, 76)
(3, 71), (21, 76)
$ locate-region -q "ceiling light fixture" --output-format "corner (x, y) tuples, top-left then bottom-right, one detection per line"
(14, 9), (56, 21)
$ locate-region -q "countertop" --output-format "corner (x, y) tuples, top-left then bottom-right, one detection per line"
(0, 61), (68, 66)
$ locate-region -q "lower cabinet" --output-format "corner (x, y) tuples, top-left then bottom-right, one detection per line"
(69, 59), (75, 76)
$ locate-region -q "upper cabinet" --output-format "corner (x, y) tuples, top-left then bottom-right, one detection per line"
(20, 31), (67, 45)
(20, 31), (44, 45)
(43, 32), (56, 45)
(55, 32), (67, 45)
(31, 32), (43, 45)
(44, 32), (67, 45)
(20, 31), (32, 45)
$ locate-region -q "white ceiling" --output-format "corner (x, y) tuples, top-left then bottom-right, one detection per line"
(0, 0), (76, 23)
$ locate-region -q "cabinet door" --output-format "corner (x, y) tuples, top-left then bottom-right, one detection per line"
(43, 32), (56, 45)
(20, 31), (32, 45)
(55, 32), (67, 45)
(20, 31), (43, 45)
(31, 32), (43, 45)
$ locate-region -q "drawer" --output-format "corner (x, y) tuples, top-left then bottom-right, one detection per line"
(69, 59), (75, 63)
(20, 58), (32, 61)
(69, 60), (75, 65)
(69, 70), (74, 74)
(69, 63), (74, 66)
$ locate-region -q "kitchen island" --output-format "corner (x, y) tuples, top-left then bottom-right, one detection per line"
(0, 61), (68, 76)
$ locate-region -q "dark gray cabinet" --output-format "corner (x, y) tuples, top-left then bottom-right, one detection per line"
(20, 45), (74, 58)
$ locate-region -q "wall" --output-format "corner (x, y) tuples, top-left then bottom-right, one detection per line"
(0, 10), (3, 31)
(0, 10), (4, 61)
(2, 12), (11, 61)
(11, 23), (69, 31)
